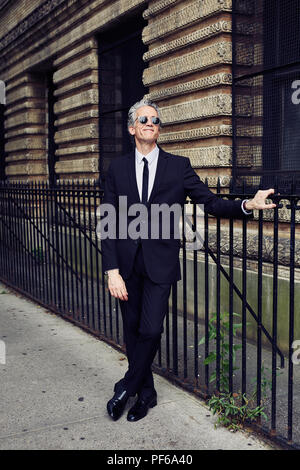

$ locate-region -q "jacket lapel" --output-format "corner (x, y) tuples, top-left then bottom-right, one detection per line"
(126, 150), (140, 203)
(147, 149), (168, 206)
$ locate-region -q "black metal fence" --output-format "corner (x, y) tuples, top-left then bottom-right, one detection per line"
(0, 180), (299, 448)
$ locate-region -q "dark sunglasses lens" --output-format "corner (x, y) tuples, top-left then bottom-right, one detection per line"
(152, 117), (160, 125)
(138, 116), (148, 124)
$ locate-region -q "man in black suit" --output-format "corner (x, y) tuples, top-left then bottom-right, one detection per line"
(100, 98), (276, 422)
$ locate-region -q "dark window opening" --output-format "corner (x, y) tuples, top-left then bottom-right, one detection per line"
(233, 0), (300, 192)
(0, 102), (5, 181)
(98, 14), (148, 183)
(46, 71), (57, 186)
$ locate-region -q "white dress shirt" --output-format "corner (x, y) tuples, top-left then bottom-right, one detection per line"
(135, 145), (159, 201)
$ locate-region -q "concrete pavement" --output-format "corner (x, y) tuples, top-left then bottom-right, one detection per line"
(0, 282), (278, 450)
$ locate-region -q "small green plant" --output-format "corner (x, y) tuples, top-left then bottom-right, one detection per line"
(199, 311), (243, 393)
(208, 392), (267, 432)
(199, 312), (267, 431)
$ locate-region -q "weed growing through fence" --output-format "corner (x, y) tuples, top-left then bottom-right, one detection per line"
(199, 312), (268, 431)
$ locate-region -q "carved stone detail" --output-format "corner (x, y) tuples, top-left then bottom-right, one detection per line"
(146, 73), (232, 101)
(143, 42), (233, 86)
(142, 0), (232, 44)
(170, 146), (232, 168)
(158, 124), (232, 143)
(55, 157), (99, 174)
(198, 175), (231, 187)
(55, 109), (98, 127)
(54, 89), (98, 114)
(53, 53), (98, 84)
(143, 0), (180, 19)
(55, 124), (98, 143)
(203, 229), (300, 268)
(56, 144), (99, 156)
(0, 0), (67, 52)
(160, 94), (232, 124)
(143, 20), (232, 62)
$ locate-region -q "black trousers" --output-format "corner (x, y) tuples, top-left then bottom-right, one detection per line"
(116, 244), (171, 400)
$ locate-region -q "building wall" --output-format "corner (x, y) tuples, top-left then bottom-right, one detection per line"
(0, 0), (237, 184)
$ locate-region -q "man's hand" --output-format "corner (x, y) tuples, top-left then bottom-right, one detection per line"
(244, 188), (277, 211)
(107, 269), (128, 301)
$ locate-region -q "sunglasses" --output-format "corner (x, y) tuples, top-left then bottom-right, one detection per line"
(135, 116), (161, 125)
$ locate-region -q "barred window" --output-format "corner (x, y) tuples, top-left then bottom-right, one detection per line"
(233, 0), (300, 192)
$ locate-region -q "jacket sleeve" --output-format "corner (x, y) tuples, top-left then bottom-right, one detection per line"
(100, 162), (119, 272)
(183, 157), (250, 219)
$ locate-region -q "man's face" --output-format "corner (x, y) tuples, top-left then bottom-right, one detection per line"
(128, 105), (160, 145)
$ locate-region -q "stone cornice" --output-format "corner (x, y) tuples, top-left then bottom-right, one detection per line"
(146, 73), (232, 101)
(143, 0), (180, 19)
(198, 230), (300, 268)
(170, 146), (232, 168)
(0, 0), (67, 52)
(143, 20), (232, 62)
(142, 0), (232, 45)
(158, 124), (232, 144)
(160, 94), (232, 124)
(143, 42), (233, 86)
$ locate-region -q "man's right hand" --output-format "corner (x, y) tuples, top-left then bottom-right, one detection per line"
(107, 269), (128, 301)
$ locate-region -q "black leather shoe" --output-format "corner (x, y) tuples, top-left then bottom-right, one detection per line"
(107, 389), (129, 421)
(127, 395), (157, 422)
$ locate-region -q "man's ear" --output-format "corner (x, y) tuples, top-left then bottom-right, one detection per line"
(128, 126), (135, 136)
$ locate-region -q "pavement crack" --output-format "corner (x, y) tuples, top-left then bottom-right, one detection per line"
(0, 414), (104, 440)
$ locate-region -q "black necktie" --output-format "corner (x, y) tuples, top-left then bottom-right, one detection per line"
(142, 157), (149, 204)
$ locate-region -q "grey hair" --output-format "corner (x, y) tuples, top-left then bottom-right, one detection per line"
(127, 98), (162, 129)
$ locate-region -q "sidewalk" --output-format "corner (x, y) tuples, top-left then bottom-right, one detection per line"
(0, 282), (277, 450)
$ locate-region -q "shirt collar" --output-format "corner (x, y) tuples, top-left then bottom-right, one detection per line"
(135, 145), (159, 165)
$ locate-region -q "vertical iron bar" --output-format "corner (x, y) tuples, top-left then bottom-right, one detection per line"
(288, 196), (296, 442)
(83, 182), (90, 326)
(182, 204), (188, 379)
(271, 187), (279, 433)
(59, 183), (66, 313)
(193, 202), (199, 388)
(77, 184), (84, 323)
(42, 182), (49, 305)
(242, 206), (247, 397)
(88, 180), (95, 330)
(229, 215), (234, 394)
(94, 183), (101, 332)
(256, 208), (263, 408)
(172, 281), (178, 376)
(54, 184), (62, 311)
(67, 181), (74, 317)
(216, 179), (221, 392)
(72, 181), (80, 318)
(204, 198), (210, 393)
(63, 181), (70, 315)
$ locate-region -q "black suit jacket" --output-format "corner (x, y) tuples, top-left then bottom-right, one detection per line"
(101, 148), (250, 284)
